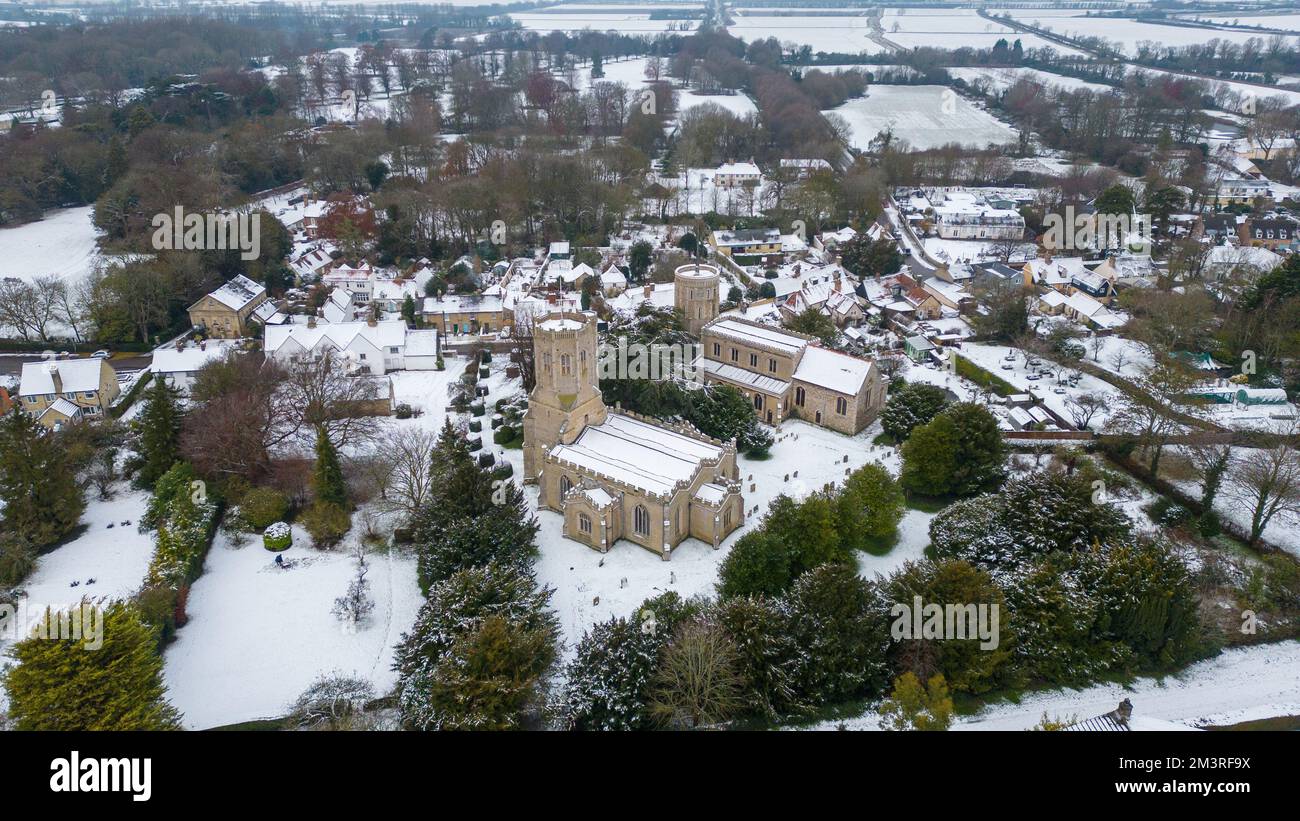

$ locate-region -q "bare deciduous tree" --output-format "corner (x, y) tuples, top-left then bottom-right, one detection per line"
(1227, 429), (1300, 546)
(279, 351), (382, 448)
(649, 618), (744, 729)
(371, 427), (438, 518)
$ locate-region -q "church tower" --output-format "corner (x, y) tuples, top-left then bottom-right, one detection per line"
(522, 311), (607, 482)
(674, 262), (720, 337)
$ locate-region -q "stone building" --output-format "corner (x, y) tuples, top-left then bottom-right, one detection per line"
(674, 262), (720, 337)
(187, 274), (280, 339)
(697, 316), (884, 435)
(17, 359), (120, 429)
(523, 311), (744, 559)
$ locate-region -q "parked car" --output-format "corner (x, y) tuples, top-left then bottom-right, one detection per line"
(91, 349), (111, 359)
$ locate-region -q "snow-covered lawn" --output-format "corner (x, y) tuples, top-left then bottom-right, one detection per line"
(162, 524), (422, 729)
(0, 205), (104, 284)
(828, 86), (1019, 152)
(806, 641), (1300, 730)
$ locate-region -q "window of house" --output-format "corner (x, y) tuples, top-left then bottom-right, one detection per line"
(389, 347), (399, 354)
(836, 396), (847, 415)
(634, 505), (650, 537)
(358, 353), (366, 360)
(749, 353), (758, 367)
(578, 513), (591, 534)
(560, 476), (572, 496)
(713, 342), (720, 356)
(768, 358), (777, 373)
(753, 393), (763, 410)
(730, 348), (738, 362)
(795, 386), (805, 407)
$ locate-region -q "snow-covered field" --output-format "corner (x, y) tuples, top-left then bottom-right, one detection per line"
(509, 12), (698, 34)
(808, 641), (1300, 730)
(1012, 12), (1300, 55)
(879, 8), (1087, 55)
(0, 206), (104, 284)
(947, 66), (1115, 95)
(727, 13), (879, 54)
(828, 85), (1019, 151)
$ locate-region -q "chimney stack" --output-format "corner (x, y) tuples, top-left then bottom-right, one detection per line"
(46, 363), (62, 395)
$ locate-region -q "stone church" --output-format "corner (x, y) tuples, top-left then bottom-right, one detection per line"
(522, 311), (745, 560)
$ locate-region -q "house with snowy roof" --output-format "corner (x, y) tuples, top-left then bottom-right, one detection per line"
(777, 275), (864, 328)
(187, 274), (280, 339)
(17, 359), (120, 429)
(713, 160), (762, 189)
(151, 339), (238, 393)
(263, 318), (439, 375)
(422, 293), (508, 335)
(699, 316), (884, 435)
(522, 312), (744, 560)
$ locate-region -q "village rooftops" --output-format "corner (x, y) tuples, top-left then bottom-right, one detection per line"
(548, 412), (728, 498)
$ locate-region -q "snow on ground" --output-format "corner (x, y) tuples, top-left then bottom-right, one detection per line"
(1084, 334), (1155, 381)
(532, 414), (914, 658)
(727, 13), (880, 55)
(922, 236), (1036, 265)
(805, 641), (1300, 730)
(947, 65), (1114, 94)
(162, 524), (422, 729)
(1014, 13), (1298, 56)
(0, 483), (154, 715)
(828, 85), (1019, 152)
(1167, 444), (1300, 559)
(879, 8), (1088, 55)
(0, 205), (104, 284)
(509, 12), (698, 35)
(959, 341), (1125, 429)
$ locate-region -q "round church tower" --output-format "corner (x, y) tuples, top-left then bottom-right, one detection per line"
(522, 311), (608, 482)
(674, 262), (720, 337)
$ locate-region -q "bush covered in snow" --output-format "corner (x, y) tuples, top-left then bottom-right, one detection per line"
(263, 521), (292, 551)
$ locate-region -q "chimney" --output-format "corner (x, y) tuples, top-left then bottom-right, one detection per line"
(643, 284), (653, 299)
(307, 314), (317, 329)
(547, 292), (558, 305)
(199, 340), (207, 351)
(367, 314), (378, 327)
(1111, 698), (1133, 727)
(46, 363), (62, 395)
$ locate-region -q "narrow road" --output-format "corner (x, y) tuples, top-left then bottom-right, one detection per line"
(0, 352), (152, 378)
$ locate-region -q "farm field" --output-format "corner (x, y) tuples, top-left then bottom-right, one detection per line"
(827, 84), (1019, 151)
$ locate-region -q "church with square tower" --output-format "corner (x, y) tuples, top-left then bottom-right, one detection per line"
(523, 311), (744, 560)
